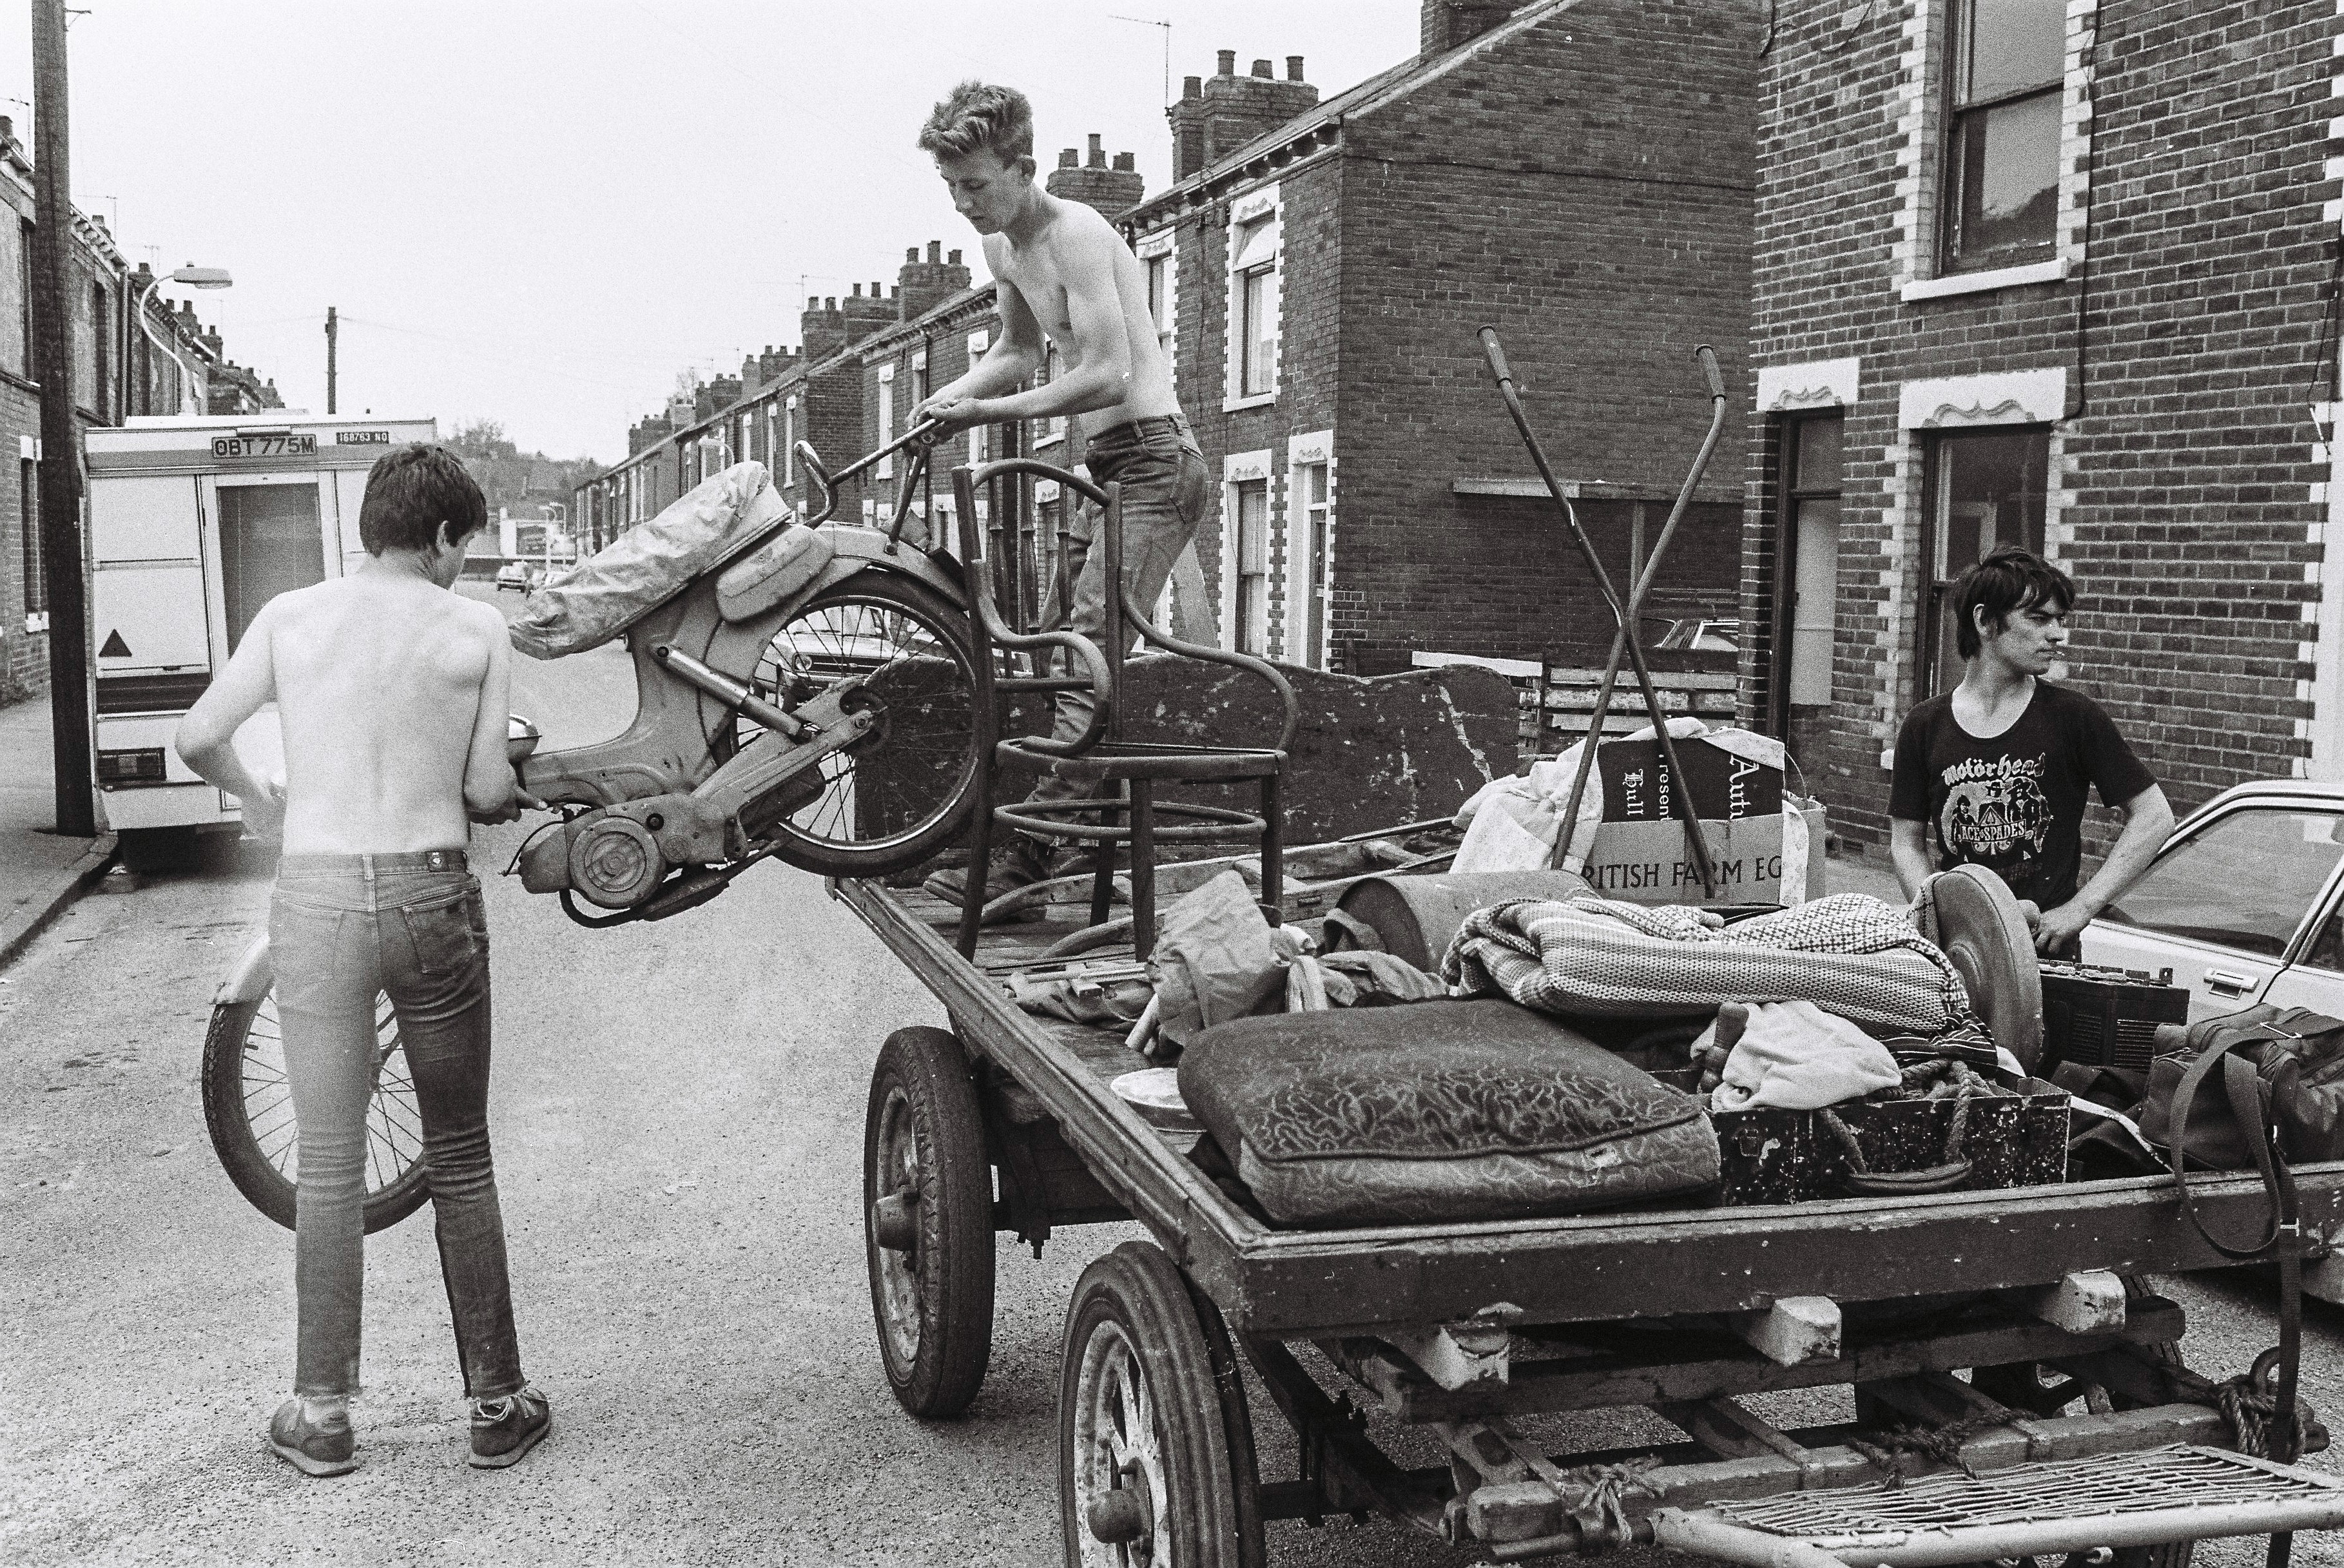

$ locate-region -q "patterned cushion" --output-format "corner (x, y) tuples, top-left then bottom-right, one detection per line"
(1177, 1000), (1720, 1226)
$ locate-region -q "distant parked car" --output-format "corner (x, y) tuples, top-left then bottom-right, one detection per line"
(1651, 617), (1738, 652)
(494, 561), (541, 593)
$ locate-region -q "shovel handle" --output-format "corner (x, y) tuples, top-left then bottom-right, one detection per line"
(1478, 325), (1514, 385)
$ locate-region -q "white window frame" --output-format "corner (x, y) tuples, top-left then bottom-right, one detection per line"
(877, 363), (896, 479)
(1036, 341), (1065, 447)
(1283, 429), (1333, 670)
(783, 396), (797, 486)
(1219, 448), (1274, 652)
(1223, 185), (1280, 412)
(966, 329), (991, 464)
(1138, 227), (1177, 376)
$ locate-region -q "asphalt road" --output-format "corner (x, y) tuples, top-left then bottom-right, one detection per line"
(3, 588), (2339, 1566)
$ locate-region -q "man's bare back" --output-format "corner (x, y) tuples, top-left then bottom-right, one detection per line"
(179, 545), (513, 855)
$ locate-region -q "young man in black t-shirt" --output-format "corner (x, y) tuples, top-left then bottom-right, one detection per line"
(1889, 547), (2173, 955)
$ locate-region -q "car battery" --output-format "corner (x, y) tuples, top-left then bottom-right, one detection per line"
(2039, 960), (2189, 1070)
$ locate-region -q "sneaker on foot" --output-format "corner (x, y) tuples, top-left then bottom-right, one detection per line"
(468, 1386), (550, 1469)
(923, 835), (1053, 913)
(268, 1397), (358, 1477)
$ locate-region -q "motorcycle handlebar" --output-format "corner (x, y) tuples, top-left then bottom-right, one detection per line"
(1477, 325), (1513, 386)
(1696, 344), (1725, 402)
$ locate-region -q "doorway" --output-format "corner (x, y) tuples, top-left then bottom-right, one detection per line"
(1776, 415), (1842, 781)
(216, 479), (327, 652)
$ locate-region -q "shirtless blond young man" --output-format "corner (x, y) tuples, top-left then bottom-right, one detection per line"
(176, 443), (548, 1476)
(913, 80), (1208, 913)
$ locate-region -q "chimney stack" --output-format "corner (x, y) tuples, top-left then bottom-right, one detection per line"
(1422, 0), (1522, 55)
(841, 279), (896, 343)
(802, 295), (848, 362)
(1047, 135), (1146, 217)
(1168, 48), (1319, 182)
(898, 238), (972, 320)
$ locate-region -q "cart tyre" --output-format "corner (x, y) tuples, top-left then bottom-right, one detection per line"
(2102, 1277), (2194, 1568)
(1060, 1242), (1247, 1568)
(863, 1025), (994, 1418)
(1179, 1273), (1266, 1568)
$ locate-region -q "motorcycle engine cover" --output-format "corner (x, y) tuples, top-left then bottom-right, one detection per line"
(568, 815), (667, 909)
(717, 523), (833, 623)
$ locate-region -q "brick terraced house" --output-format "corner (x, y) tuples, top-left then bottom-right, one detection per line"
(1121, 0), (1755, 679)
(1740, 0), (2344, 856)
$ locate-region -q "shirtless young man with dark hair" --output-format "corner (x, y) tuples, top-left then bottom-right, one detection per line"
(177, 443), (549, 1476)
(913, 80), (1208, 915)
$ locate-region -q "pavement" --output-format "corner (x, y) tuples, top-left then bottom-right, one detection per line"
(0, 693), (116, 972)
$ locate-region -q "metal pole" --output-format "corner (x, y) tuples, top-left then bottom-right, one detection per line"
(33, 0), (92, 837)
(325, 305), (337, 415)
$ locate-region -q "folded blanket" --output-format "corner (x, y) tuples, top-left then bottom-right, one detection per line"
(1442, 891), (1971, 1036)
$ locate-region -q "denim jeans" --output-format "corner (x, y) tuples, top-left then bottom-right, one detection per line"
(1027, 414), (1210, 832)
(271, 850), (523, 1401)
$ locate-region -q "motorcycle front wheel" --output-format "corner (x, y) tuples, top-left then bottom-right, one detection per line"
(200, 984), (431, 1234)
(724, 574), (982, 878)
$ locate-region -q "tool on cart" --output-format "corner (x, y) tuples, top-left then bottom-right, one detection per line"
(1478, 327), (1731, 900)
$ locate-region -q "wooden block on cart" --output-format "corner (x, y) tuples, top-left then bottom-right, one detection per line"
(1384, 1304), (1521, 1393)
(2028, 1269), (2127, 1333)
(1737, 1296), (1840, 1366)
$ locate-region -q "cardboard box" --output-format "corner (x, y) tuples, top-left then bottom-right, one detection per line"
(1574, 734), (1827, 905)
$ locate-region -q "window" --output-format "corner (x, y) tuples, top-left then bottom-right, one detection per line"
(1921, 428), (2048, 695)
(1297, 461), (1328, 668)
(1234, 478), (1269, 654)
(783, 400), (797, 485)
(2102, 808), (2344, 958)
(19, 458), (42, 617)
(1941, 0), (2064, 273)
(1147, 252), (1174, 363)
(88, 284), (107, 421)
(1038, 343), (1064, 443)
(878, 372), (895, 478)
(17, 220), (32, 379)
(1775, 416), (1843, 754)
(1232, 215), (1277, 399)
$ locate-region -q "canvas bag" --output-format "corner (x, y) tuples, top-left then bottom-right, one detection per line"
(2135, 1004), (2344, 1169)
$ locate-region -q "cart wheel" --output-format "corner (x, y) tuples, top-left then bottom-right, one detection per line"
(2099, 1278), (2194, 1568)
(1060, 1241), (1250, 1568)
(864, 1025), (994, 1418)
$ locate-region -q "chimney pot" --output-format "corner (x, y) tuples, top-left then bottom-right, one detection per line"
(1216, 49), (1235, 75)
(1252, 57), (1273, 77)
(851, 284), (863, 296)
(872, 280), (882, 296)
(1087, 132), (1105, 166)
(1183, 74), (1202, 99)
(906, 246), (918, 262)
(1112, 151), (1134, 171)
(927, 240), (942, 262)
(948, 248), (962, 264)
(1058, 146), (1078, 168)
(1287, 55), (1305, 81)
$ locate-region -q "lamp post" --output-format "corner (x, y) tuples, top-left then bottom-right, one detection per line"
(133, 263), (229, 416)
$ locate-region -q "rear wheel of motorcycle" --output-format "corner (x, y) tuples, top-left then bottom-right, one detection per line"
(201, 987), (432, 1234)
(726, 575), (982, 878)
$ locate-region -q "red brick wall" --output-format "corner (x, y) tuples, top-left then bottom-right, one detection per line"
(1741, 0), (2338, 853)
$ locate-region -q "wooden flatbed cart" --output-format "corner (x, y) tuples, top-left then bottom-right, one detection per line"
(837, 871), (2344, 1568)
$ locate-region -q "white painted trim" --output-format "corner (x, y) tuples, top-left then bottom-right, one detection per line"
(1284, 429), (1333, 669)
(1899, 258), (2070, 302)
(1224, 183), (1281, 410)
(2312, 402), (2344, 779)
(1135, 227), (1176, 260)
(1220, 448), (1274, 653)
(1757, 357), (1861, 412)
(1899, 368), (2066, 429)
(1223, 391), (1277, 414)
(1412, 649), (1538, 680)
(1230, 186), (1277, 224)
(965, 329), (989, 354)
(877, 363), (895, 383)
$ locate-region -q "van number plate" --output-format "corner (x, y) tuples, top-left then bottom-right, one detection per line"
(211, 434), (317, 458)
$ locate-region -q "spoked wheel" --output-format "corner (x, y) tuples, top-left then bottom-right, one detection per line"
(864, 1025), (994, 1417)
(731, 576), (981, 878)
(1060, 1241), (1258, 1568)
(200, 985), (430, 1234)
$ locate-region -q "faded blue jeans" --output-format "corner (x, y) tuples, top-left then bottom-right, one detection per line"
(271, 850), (523, 1401)
(1027, 414), (1210, 834)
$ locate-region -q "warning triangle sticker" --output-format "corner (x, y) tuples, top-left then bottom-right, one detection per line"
(99, 629), (130, 659)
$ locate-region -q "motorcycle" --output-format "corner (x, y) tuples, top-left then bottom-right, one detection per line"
(204, 423), (986, 1230)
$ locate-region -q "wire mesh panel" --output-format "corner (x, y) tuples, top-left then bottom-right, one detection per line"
(1714, 1445), (2341, 1540)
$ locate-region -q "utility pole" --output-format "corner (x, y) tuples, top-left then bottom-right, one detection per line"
(325, 305), (337, 415)
(32, 0), (92, 837)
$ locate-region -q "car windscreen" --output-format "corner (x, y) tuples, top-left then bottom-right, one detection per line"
(2098, 805), (2344, 956)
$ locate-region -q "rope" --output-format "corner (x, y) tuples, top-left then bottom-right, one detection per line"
(1823, 1060), (2008, 1174)
(2159, 1351), (2306, 1462)
(1846, 1409), (2021, 1486)
(1559, 1458), (1664, 1542)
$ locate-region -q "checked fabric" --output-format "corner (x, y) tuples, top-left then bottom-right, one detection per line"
(1442, 892), (1973, 1036)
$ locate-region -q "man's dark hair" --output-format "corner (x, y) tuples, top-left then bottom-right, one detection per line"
(1953, 545), (2073, 660)
(916, 80), (1035, 165)
(358, 443), (487, 555)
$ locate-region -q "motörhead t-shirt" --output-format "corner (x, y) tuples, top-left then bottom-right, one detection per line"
(1888, 681), (2155, 909)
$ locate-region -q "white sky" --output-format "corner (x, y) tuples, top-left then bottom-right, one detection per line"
(0, 1), (1419, 463)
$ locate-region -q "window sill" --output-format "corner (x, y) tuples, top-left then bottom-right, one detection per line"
(1900, 258), (2068, 302)
(1223, 391), (1277, 414)
(23, 611), (48, 635)
(1034, 431), (1065, 449)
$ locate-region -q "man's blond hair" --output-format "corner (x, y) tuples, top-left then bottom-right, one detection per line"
(918, 80), (1034, 164)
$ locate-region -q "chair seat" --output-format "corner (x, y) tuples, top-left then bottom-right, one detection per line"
(995, 737), (1286, 783)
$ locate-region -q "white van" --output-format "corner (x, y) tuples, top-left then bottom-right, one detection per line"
(85, 414), (438, 838)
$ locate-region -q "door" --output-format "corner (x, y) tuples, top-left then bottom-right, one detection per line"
(2082, 801), (2344, 1018)
(212, 474), (330, 653)
(1776, 416), (1841, 782)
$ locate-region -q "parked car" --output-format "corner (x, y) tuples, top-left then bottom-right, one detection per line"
(494, 561), (541, 592)
(2081, 779), (2344, 1020)
(1649, 616), (1738, 652)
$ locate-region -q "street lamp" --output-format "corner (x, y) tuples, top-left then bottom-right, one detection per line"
(134, 262), (230, 416)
